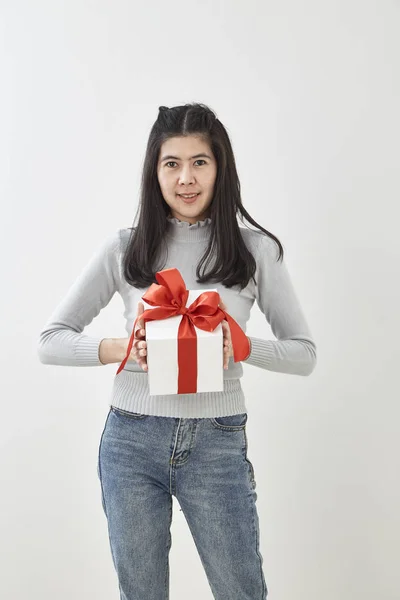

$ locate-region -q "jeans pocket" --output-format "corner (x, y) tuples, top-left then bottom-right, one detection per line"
(110, 405), (148, 420)
(245, 457), (257, 489)
(210, 412), (248, 431)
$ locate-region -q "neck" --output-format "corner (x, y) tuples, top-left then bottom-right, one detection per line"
(166, 216), (212, 242)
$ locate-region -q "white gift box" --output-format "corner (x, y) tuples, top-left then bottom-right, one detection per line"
(143, 288), (224, 396)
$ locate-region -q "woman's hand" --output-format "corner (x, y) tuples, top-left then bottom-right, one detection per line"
(128, 302), (148, 371)
(219, 300), (233, 370)
(98, 303), (148, 368)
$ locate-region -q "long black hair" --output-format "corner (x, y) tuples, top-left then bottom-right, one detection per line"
(123, 102), (284, 291)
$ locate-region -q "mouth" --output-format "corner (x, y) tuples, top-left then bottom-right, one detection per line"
(177, 193), (200, 204)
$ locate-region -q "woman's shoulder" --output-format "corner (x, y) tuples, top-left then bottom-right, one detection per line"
(239, 226), (280, 261)
(94, 228), (132, 259)
(113, 227), (134, 253)
(119, 226), (132, 241)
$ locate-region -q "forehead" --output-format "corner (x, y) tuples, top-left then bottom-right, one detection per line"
(159, 135), (212, 159)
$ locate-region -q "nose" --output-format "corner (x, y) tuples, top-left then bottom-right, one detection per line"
(178, 165), (196, 185)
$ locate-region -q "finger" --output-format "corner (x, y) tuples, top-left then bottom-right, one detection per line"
(135, 326), (145, 340)
(221, 320), (228, 339)
(135, 328), (146, 341)
(223, 342), (229, 369)
(132, 351), (148, 371)
(137, 359), (148, 371)
(224, 352), (228, 369)
(137, 347), (148, 370)
(134, 345), (147, 357)
(134, 322), (143, 337)
(222, 320), (232, 344)
(135, 302), (145, 330)
(134, 329), (148, 370)
(222, 322), (230, 369)
(133, 340), (147, 355)
(131, 339), (145, 357)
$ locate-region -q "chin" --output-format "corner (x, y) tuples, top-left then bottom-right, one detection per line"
(169, 202), (210, 220)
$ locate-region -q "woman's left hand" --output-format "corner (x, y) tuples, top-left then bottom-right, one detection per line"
(219, 300), (233, 370)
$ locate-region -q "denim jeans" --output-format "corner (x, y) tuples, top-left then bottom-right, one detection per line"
(97, 406), (268, 600)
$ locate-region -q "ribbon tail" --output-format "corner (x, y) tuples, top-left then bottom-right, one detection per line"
(223, 313), (250, 362)
(177, 317), (198, 394)
(116, 315), (138, 374)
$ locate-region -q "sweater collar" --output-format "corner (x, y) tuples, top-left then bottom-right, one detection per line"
(166, 216), (212, 242)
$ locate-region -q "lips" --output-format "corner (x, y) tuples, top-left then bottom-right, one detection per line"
(177, 193), (200, 205)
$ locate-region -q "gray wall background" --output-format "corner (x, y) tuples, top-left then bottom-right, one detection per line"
(1, 1), (399, 598)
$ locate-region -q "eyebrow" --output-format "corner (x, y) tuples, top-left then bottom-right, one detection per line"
(160, 153), (212, 162)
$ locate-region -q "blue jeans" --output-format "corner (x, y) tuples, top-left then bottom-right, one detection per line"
(97, 406), (268, 600)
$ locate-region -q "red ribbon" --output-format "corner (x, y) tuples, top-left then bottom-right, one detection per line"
(116, 268), (250, 394)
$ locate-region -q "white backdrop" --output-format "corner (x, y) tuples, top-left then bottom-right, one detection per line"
(1, 1), (399, 599)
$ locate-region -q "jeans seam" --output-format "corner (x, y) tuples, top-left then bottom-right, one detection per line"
(164, 496), (173, 600)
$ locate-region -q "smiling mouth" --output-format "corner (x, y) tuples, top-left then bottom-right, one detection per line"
(177, 193), (200, 204)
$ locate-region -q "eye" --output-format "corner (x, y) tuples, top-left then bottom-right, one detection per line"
(165, 160), (207, 168)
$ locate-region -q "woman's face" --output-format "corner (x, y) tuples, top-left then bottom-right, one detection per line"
(157, 135), (217, 224)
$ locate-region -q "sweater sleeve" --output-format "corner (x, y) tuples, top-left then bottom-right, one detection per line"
(37, 230), (121, 367)
(243, 234), (317, 376)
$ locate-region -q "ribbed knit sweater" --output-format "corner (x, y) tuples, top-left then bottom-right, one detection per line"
(37, 217), (317, 418)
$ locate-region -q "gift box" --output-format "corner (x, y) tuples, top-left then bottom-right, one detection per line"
(143, 288), (223, 396)
(116, 268), (250, 396)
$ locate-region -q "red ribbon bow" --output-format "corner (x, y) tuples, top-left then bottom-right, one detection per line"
(116, 268), (250, 394)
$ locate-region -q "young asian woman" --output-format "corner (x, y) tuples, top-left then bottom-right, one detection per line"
(38, 102), (317, 600)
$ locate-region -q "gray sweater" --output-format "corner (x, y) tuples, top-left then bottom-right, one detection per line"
(37, 217), (317, 418)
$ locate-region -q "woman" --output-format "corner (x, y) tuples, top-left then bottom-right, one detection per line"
(38, 102), (317, 600)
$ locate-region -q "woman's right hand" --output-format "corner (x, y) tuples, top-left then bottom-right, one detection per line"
(127, 302), (148, 371)
(99, 304), (147, 369)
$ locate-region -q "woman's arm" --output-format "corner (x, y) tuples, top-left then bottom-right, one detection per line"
(37, 230), (121, 367)
(243, 234), (317, 376)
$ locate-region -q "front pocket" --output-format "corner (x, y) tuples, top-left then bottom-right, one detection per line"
(210, 412), (248, 431)
(245, 457), (256, 489)
(110, 405), (148, 420)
